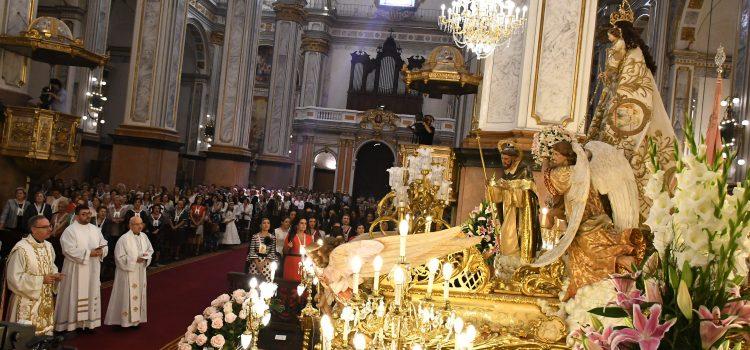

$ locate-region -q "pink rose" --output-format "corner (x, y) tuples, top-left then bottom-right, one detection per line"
(196, 334), (208, 346)
(203, 306), (218, 317)
(210, 312), (223, 320)
(185, 332), (197, 344)
(193, 315), (205, 323)
(218, 294), (231, 303)
(186, 324), (196, 333)
(196, 320), (208, 333)
(210, 298), (222, 307)
(232, 289), (247, 303)
(178, 342), (192, 350)
(211, 317), (224, 329)
(225, 313), (237, 324)
(210, 334), (226, 348)
(223, 302), (234, 314)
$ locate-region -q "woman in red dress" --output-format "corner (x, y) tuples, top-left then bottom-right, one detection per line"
(283, 217), (314, 282)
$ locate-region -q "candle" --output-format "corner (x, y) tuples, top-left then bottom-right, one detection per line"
(320, 314), (334, 350)
(427, 258), (440, 299)
(351, 255), (362, 298)
(353, 332), (366, 350)
(342, 306), (354, 342)
(393, 266), (405, 306)
(453, 317), (464, 350)
(269, 261), (278, 282)
(442, 263), (453, 302)
(541, 207), (549, 228)
(425, 216), (433, 234)
(373, 255), (383, 294)
(399, 219), (409, 260)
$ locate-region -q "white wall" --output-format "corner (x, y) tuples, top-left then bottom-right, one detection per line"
(324, 42), (453, 117)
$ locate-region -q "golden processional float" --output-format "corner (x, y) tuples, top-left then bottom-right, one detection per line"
(298, 46), (568, 349)
(0, 17), (107, 182)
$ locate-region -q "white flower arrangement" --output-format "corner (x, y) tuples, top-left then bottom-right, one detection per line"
(531, 125), (574, 165)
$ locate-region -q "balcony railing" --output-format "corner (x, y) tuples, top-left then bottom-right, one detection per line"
(331, 3), (441, 22)
(294, 106), (455, 133)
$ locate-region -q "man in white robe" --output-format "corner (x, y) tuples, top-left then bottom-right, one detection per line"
(105, 216), (153, 327)
(6, 215), (64, 335)
(54, 205), (108, 332)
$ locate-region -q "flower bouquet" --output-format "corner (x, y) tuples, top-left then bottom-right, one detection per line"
(177, 287), (284, 350)
(570, 122), (750, 349)
(462, 200), (498, 265)
(531, 125), (574, 165)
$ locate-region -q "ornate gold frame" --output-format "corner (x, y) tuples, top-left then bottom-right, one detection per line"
(401, 46), (482, 95)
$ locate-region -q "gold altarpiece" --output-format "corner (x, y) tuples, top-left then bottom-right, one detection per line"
(358, 145), (569, 349)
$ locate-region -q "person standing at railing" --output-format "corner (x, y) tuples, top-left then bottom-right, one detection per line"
(409, 114), (434, 145)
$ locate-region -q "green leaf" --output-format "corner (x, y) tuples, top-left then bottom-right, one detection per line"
(590, 315), (603, 331)
(588, 307), (629, 318)
(681, 260), (693, 287)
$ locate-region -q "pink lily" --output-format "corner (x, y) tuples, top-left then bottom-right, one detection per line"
(644, 278), (664, 304)
(699, 305), (742, 349)
(609, 304), (676, 350)
(613, 290), (646, 315)
(610, 271), (641, 293)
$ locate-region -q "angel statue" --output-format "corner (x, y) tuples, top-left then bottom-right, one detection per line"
(587, 0), (676, 218)
(531, 140), (645, 300)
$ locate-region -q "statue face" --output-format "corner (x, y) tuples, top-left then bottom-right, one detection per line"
(501, 154), (516, 168)
(550, 150), (568, 168)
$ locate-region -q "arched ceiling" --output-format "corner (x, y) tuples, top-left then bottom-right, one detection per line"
(675, 0), (740, 55)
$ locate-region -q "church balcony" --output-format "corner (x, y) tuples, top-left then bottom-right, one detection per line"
(293, 106), (455, 135)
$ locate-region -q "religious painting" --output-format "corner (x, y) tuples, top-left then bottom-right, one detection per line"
(249, 96), (268, 153)
(255, 46), (273, 86)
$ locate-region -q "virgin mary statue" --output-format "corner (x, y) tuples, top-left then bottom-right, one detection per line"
(587, 0), (676, 218)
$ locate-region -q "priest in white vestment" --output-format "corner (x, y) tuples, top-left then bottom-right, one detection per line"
(6, 215), (64, 335)
(105, 216), (153, 327)
(54, 205), (108, 332)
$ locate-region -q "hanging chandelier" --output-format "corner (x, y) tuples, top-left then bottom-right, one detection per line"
(438, 0), (527, 59)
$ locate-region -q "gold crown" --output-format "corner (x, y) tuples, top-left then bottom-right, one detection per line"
(609, 0), (635, 25)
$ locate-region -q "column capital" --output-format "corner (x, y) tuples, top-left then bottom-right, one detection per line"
(210, 31), (224, 45)
(301, 35), (330, 54)
(273, 0), (307, 23)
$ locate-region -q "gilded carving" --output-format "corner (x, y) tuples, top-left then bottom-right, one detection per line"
(209, 31), (224, 45)
(272, 3), (306, 23)
(358, 109), (399, 134)
(300, 36), (330, 54)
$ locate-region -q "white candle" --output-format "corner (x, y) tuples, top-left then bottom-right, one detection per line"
(342, 306), (354, 342)
(351, 256), (362, 297)
(353, 332), (366, 350)
(269, 261), (278, 282)
(425, 216), (433, 234)
(373, 255), (383, 294)
(393, 266), (405, 306)
(541, 207), (549, 229)
(399, 219), (409, 259)
(442, 263), (453, 302)
(427, 258), (440, 299)
(320, 314), (333, 350)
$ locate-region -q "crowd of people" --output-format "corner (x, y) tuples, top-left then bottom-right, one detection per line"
(0, 179), (381, 335)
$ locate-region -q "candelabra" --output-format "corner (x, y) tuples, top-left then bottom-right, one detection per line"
(298, 248), (320, 318)
(371, 148), (452, 237)
(317, 220), (478, 350)
(241, 277), (276, 350)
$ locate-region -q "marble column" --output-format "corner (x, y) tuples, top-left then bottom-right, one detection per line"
(646, 0), (669, 90)
(335, 138), (354, 194)
(110, 0), (189, 187)
(76, 0), (112, 133)
(205, 0), (264, 186)
(262, 0), (306, 158)
(295, 135), (315, 188)
(733, 0), (750, 181)
(299, 31), (330, 107)
(255, 0), (305, 186)
(0, 0), (37, 104)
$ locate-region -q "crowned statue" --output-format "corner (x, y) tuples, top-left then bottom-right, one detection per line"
(587, 0), (677, 218)
(487, 141), (541, 263)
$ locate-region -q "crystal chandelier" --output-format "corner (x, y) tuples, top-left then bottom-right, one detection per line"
(438, 0), (527, 59)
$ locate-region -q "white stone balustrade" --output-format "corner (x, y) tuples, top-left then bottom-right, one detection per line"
(294, 106), (455, 133)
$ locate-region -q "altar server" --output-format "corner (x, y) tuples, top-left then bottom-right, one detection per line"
(105, 216), (153, 327)
(6, 215), (63, 335)
(54, 205), (108, 332)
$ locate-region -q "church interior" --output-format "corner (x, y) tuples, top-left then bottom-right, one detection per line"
(0, 0), (749, 349)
